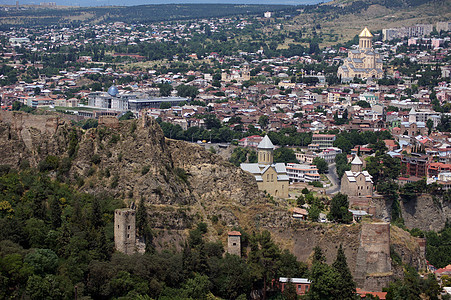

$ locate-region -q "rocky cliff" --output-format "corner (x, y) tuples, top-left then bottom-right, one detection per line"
(371, 193), (451, 232)
(0, 110), (428, 290)
(0, 111), (287, 234)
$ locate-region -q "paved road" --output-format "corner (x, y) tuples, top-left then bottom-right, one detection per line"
(326, 163), (340, 195)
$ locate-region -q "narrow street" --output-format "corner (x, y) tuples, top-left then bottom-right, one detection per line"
(326, 163), (340, 195)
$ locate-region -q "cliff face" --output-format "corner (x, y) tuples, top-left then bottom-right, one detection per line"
(400, 194), (451, 232)
(0, 111), (428, 290)
(0, 111), (273, 231)
(372, 194), (451, 232)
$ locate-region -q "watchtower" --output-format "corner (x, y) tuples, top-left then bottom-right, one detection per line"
(227, 231), (241, 257)
(114, 208), (136, 255)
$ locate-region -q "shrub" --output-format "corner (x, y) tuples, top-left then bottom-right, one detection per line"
(91, 154), (101, 165)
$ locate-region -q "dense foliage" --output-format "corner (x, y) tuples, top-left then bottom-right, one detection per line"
(0, 166), (315, 299)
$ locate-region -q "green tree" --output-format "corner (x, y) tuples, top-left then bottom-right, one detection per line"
(49, 197), (62, 229)
(312, 157), (328, 174)
(274, 147), (297, 163)
(282, 281), (298, 300)
(327, 193), (352, 223)
(119, 111), (134, 120)
(177, 84), (199, 100)
(159, 83), (173, 97)
(331, 245), (355, 299)
(248, 230), (280, 300)
(258, 115), (269, 130)
(183, 273), (211, 299)
(307, 247), (338, 300)
(204, 114), (221, 129)
(426, 119), (433, 135)
(24, 249), (58, 275)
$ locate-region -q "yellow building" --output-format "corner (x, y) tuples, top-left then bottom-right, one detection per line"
(338, 27), (384, 81)
(240, 135), (289, 198)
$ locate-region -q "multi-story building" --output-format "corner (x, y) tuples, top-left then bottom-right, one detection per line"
(436, 21), (451, 32)
(311, 134), (336, 149)
(286, 163), (320, 182)
(318, 147), (342, 163)
(383, 24), (434, 41)
(88, 86), (188, 112)
(400, 154), (430, 178)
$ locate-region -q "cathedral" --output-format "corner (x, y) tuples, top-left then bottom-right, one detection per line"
(337, 27), (384, 81)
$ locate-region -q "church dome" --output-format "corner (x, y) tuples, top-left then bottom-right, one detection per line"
(108, 85), (119, 96)
(359, 27), (373, 38)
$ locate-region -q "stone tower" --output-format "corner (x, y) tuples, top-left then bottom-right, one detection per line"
(355, 223), (392, 291)
(359, 27), (373, 50)
(227, 231), (241, 257)
(351, 155), (363, 173)
(114, 208), (136, 255)
(241, 64), (251, 81)
(258, 135), (274, 165)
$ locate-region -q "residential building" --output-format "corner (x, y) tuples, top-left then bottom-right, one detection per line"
(311, 134), (336, 149)
(286, 163), (320, 182)
(400, 154), (430, 178)
(277, 278), (311, 296)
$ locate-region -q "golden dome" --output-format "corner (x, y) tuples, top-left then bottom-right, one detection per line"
(359, 27), (373, 38)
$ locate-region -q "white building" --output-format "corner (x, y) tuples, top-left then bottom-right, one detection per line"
(286, 163), (320, 182)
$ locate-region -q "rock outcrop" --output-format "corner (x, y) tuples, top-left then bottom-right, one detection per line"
(0, 110), (429, 291)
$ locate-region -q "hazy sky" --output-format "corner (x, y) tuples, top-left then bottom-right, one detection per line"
(2, 0), (324, 7)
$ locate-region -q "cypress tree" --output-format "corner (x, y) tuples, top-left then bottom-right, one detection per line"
(50, 197), (62, 229)
(307, 246), (338, 300)
(332, 244), (356, 300)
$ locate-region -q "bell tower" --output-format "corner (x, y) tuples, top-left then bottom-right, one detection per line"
(359, 27), (373, 50)
(257, 135), (274, 165)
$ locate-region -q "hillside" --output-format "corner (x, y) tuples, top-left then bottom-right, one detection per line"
(0, 4), (293, 28)
(0, 110), (430, 289)
(286, 0), (450, 44)
(0, 111), (290, 238)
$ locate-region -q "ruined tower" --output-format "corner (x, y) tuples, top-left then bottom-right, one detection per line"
(114, 208), (136, 255)
(227, 231), (241, 257)
(355, 222), (392, 291)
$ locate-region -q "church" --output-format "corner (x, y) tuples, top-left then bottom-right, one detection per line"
(340, 155), (373, 197)
(240, 135), (289, 198)
(337, 27), (384, 81)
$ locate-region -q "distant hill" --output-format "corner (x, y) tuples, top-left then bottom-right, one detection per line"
(286, 0), (450, 45)
(0, 4), (296, 27)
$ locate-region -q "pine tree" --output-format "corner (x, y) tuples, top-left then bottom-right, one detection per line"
(332, 244), (356, 300)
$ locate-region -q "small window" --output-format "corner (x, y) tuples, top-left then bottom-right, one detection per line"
(127, 234), (130, 238)
(117, 225), (119, 228)
(233, 243), (236, 246)
(128, 225), (130, 230)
